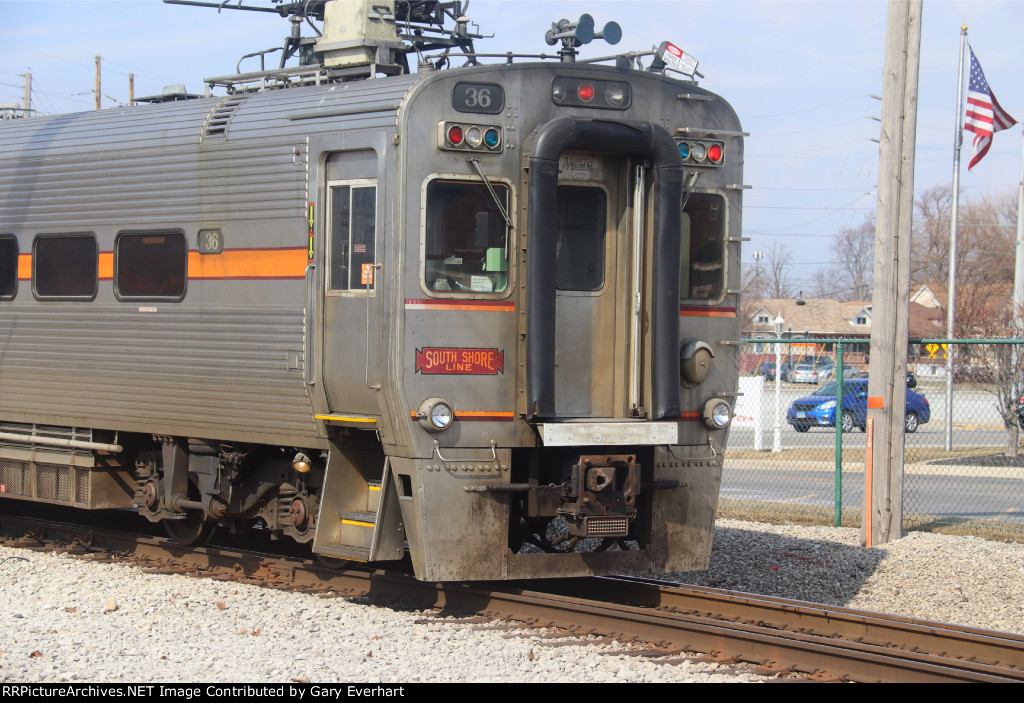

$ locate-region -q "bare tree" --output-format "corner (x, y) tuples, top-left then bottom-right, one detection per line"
(961, 302), (1024, 456)
(764, 241), (795, 299)
(831, 218), (874, 301)
(911, 184), (1017, 336)
(911, 184), (953, 286)
(805, 268), (840, 299)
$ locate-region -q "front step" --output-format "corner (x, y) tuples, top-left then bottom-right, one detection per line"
(340, 511), (377, 525)
(316, 544), (370, 561)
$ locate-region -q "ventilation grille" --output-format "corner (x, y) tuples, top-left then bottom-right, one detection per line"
(0, 459), (89, 505)
(202, 95), (248, 140)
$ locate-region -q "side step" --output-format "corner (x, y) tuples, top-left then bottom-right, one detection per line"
(312, 456), (405, 563)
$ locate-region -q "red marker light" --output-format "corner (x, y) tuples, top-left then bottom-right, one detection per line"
(447, 125), (464, 145)
(707, 144), (723, 163)
(578, 83), (595, 102)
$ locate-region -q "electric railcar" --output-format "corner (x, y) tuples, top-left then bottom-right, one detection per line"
(0, 3), (744, 581)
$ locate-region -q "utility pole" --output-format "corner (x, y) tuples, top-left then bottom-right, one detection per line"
(129, 73), (135, 106)
(864, 0), (921, 547)
(94, 56), (101, 110)
(22, 72), (31, 115)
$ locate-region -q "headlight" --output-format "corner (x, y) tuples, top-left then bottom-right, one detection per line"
(819, 400), (836, 410)
(702, 398), (731, 431)
(417, 398), (455, 432)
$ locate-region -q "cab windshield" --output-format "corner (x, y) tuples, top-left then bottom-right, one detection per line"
(680, 193), (725, 300)
(424, 179), (510, 294)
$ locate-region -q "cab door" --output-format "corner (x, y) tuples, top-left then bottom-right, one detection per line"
(320, 150), (381, 416)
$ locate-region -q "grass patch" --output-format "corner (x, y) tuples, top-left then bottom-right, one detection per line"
(717, 499), (862, 528)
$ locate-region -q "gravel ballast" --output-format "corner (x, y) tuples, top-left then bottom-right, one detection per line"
(1, 519), (1022, 683)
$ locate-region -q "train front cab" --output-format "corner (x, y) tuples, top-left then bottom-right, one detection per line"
(311, 63), (741, 582)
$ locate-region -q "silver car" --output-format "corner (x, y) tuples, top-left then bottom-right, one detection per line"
(791, 362), (818, 383)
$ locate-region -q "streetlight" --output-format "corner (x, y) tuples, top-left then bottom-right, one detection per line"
(773, 314), (785, 452)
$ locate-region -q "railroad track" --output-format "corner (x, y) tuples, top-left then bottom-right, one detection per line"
(1, 512), (1022, 683)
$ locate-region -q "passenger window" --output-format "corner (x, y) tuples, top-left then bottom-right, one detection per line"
(115, 231), (187, 299)
(34, 234), (97, 299)
(329, 183), (376, 291)
(424, 179), (509, 294)
(0, 235), (17, 299)
(680, 193), (725, 300)
(556, 186), (606, 291)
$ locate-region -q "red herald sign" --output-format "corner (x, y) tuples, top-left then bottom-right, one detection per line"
(415, 347), (505, 375)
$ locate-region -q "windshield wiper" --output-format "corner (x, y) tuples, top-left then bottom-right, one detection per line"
(466, 157), (512, 230)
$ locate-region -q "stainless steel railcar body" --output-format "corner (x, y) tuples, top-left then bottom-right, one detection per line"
(0, 25), (744, 581)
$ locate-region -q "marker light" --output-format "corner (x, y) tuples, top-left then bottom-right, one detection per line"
(439, 122), (503, 153)
(551, 77), (630, 110)
(675, 139), (725, 167)
(605, 85), (627, 107)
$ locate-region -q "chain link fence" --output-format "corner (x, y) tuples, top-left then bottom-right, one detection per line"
(724, 338), (1024, 541)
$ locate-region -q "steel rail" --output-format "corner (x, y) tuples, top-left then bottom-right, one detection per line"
(1, 512), (1022, 682)
(543, 575), (1024, 674)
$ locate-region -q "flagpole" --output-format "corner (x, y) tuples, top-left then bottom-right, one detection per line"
(945, 25), (967, 452)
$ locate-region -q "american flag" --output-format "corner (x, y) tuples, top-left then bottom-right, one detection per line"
(964, 45), (1017, 171)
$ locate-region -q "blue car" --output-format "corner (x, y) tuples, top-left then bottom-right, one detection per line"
(787, 378), (930, 433)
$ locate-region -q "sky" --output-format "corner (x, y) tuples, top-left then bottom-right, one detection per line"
(2, 0), (1024, 288)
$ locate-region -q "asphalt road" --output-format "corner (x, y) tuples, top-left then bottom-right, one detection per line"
(721, 464), (1024, 525)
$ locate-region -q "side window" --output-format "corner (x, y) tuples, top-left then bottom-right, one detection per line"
(0, 235), (17, 299)
(680, 193), (725, 301)
(329, 182), (376, 291)
(556, 185), (606, 291)
(423, 179), (510, 294)
(34, 234), (97, 299)
(115, 231), (187, 300)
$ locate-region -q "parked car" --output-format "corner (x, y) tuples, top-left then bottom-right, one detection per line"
(753, 361), (791, 381)
(787, 378), (931, 433)
(792, 358), (834, 384)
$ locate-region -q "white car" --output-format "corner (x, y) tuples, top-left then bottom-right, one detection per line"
(792, 360), (834, 383)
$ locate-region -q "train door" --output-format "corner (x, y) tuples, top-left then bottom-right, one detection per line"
(525, 118), (682, 422)
(320, 150), (381, 416)
(552, 155), (630, 418)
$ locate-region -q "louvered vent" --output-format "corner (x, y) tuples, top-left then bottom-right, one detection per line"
(201, 95), (248, 141)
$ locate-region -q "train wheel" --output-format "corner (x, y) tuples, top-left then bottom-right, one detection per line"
(163, 509), (215, 546)
(162, 476), (215, 546)
(314, 553), (350, 570)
